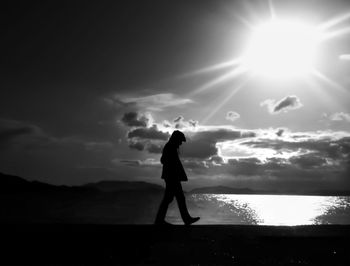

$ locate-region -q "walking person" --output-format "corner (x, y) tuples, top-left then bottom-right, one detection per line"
(155, 130), (200, 225)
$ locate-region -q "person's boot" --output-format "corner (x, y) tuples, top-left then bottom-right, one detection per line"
(184, 217), (200, 225)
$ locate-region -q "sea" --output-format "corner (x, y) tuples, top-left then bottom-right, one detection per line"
(166, 194), (350, 225)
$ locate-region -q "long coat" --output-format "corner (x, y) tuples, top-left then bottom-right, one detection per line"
(160, 142), (188, 182)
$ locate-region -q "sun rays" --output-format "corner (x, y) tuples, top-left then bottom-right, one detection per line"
(189, 64), (247, 96)
(179, 2), (350, 125)
(200, 78), (251, 125)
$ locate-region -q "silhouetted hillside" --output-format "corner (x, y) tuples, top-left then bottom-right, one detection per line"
(85, 180), (164, 193)
(0, 172), (96, 194)
(0, 172), (163, 224)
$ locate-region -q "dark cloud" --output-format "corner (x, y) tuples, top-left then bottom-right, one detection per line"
(0, 119), (53, 149)
(113, 93), (193, 111)
(261, 95), (303, 114)
(128, 141), (145, 151)
(226, 111), (240, 122)
(121, 112), (150, 127)
(181, 139), (218, 159)
(119, 160), (142, 167)
(183, 160), (209, 170)
(226, 158), (264, 176)
(181, 128), (256, 159)
(0, 127), (35, 144)
(118, 159), (161, 167)
(85, 142), (114, 152)
(173, 116), (183, 123)
(276, 129), (284, 137)
(128, 139), (164, 154)
(209, 155), (224, 165)
(127, 125), (169, 140)
(289, 153), (328, 169)
(147, 143), (163, 154)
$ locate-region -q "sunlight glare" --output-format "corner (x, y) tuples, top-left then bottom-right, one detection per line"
(210, 194), (342, 225)
(242, 19), (323, 78)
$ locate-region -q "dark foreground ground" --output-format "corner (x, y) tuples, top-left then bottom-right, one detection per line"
(1, 224), (350, 265)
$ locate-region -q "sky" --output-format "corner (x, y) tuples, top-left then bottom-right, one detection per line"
(1, 0), (350, 193)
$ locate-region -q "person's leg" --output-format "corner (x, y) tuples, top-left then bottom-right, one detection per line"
(173, 182), (196, 223)
(154, 182), (175, 224)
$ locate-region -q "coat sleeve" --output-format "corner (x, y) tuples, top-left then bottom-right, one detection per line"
(160, 145), (187, 181)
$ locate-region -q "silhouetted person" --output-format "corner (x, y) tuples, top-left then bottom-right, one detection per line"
(155, 130), (200, 225)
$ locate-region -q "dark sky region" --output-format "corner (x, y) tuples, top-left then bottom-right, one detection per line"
(1, 0), (350, 193)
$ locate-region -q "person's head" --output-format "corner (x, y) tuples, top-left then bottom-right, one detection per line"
(169, 130), (186, 147)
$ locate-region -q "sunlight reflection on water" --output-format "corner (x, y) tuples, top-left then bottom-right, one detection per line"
(166, 194), (350, 225)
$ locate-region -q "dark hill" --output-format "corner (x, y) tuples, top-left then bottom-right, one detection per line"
(0, 172), (95, 194)
(85, 180), (164, 193)
(0, 172), (163, 224)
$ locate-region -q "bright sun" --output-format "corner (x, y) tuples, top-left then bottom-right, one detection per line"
(242, 19), (323, 78)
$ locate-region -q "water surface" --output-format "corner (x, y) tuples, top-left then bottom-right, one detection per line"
(166, 194), (350, 225)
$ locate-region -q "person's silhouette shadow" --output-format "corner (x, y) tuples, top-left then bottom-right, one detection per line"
(155, 130), (200, 225)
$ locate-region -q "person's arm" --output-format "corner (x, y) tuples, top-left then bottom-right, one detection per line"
(160, 145), (169, 165)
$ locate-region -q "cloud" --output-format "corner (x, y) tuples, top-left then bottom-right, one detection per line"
(85, 141), (115, 151)
(329, 112), (350, 122)
(127, 125), (169, 140)
(276, 128), (284, 137)
(127, 139), (165, 154)
(147, 143), (163, 154)
(235, 130), (350, 166)
(0, 119), (54, 149)
(179, 134), (350, 191)
(225, 111), (240, 122)
(173, 116), (198, 129)
(181, 127), (256, 159)
(119, 158), (161, 167)
(125, 126), (256, 158)
(122, 112), (203, 154)
(0, 118), (116, 154)
(125, 120), (170, 153)
(123, 112), (256, 159)
(182, 130), (350, 186)
(121, 112), (152, 127)
(289, 153), (328, 169)
(118, 111), (350, 192)
(261, 95), (303, 114)
(339, 54), (350, 61)
(113, 93), (193, 111)
(128, 141), (145, 151)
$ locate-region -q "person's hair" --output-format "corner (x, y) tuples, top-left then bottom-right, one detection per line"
(168, 130), (186, 155)
(169, 130), (186, 143)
